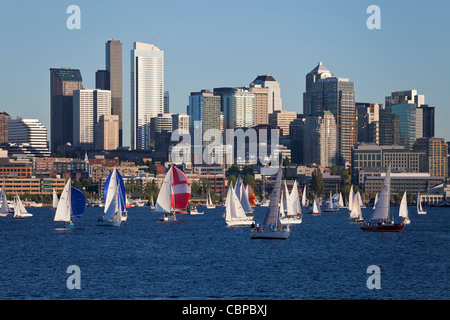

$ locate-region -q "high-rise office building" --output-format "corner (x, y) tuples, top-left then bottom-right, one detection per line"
(188, 90), (221, 137)
(215, 88), (254, 130)
(164, 91), (170, 114)
(0, 112), (11, 144)
(95, 115), (119, 151)
(8, 118), (50, 157)
(302, 111), (337, 167)
(303, 62), (334, 116)
(413, 137), (448, 177)
(73, 89), (111, 150)
(50, 68), (83, 153)
(247, 85), (269, 126)
(309, 69), (355, 164)
(355, 102), (381, 144)
(420, 104), (435, 138)
(268, 110), (298, 136)
(250, 75), (282, 114)
(106, 40), (123, 146)
(131, 42), (164, 150)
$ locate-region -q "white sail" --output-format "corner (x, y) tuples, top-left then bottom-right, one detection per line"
(280, 191), (285, 218)
(284, 181), (295, 216)
(370, 164), (391, 221)
(399, 192), (408, 219)
(154, 167), (173, 213)
(16, 194), (28, 215)
(103, 169), (118, 221)
(231, 186), (248, 220)
(328, 191), (334, 210)
(373, 193), (378, 209)
(290, 181), (301, 215)
(338, 192), (344, 208)
(302, 184), (307, 207)
(348, 185), (354, 209)
(0, 185), (9, 214)
(350, 192), (362, 219)
(240, 183), (253, 213)
(225, 185), (233, 221)
(54, 179), (72, 222)
(52, 189), (59, 209)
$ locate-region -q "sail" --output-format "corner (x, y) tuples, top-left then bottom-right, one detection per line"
(312, 196), (321, 214)
(155, 167), (173, 213)
(328, 191), (334, 210)
(16, 194), (28, 215)
(371, 165), (391, 221)
(246, 185), (256, 206)
(373, 193), (379, 209)
(54, 179), (72, 222)
(224, 185), (233, 221)
(52, 189), (59, 209)
(338, 192), (344, 208)
(284, 181), (295, 216)
(103, 168), (126, 211)
(302, 184), (307, 207)
(71, 188), (86, 217)
(263, 161), (283, 226)
(103, 169), (118, 220)
(231, 186), (248, 220)
(280, 191), (285, 218)
(290, 180), (301, 215)
(350, 192), (362, 219)
(417, 192), (423, 211)
(0, 186), (9, 214)
(171, 166), (191, 211)
(240, 183), (253, 213)
(399, 192), (408, 219)
(349, 185), (354, 209)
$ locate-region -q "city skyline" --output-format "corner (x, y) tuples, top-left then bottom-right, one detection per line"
(0, 1), (449, 145)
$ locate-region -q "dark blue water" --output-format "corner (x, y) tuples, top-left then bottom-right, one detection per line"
(0, 205), (448, 300)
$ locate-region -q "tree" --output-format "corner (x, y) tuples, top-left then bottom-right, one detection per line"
(330, 165), (338, 175)
(311, 168), (324, 197)
(340, 169), (350, 184)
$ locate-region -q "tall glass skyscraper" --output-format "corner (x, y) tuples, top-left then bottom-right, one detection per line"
(106, 39), (123, 146)
(130, 42), (164, 150)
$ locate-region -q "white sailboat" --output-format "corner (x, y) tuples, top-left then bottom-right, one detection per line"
(54, 178), (85, 228)
(52, 189), (59, 210)
(324, 191), (338, 212)
(0, 186), (9, 217)
(13, 193), (33, 219)
(301, 184), (308, 207)
(155, 166), (191, 222)
(417, 192), (427, 214)
(224, 185), (254, 226)
(307, 195), (321, 215)
(361, 164), (405, 232)
(399, 191), (410, 224)
(206, 192), (216, 209)
(280, 180), (302, 224)
(348, 185), (354, 209)
(237, 179), (253, 215)
(338, 192), (344, 208)
(150, 194), (155, 210)
(97, 169), (123, 226)
(349, 191), (363, 223)
(251, 160), (290, 239)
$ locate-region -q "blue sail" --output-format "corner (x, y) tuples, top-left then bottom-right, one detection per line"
(103, 169), (126, 211)
(71, 187), (86, 217)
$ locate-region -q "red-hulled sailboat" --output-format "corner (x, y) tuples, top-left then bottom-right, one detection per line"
(154, 165), (191, 221)
(361, 164), (405, 232)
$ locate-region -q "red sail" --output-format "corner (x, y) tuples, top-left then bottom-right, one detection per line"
(170, 166), (191, 211)
(246, 185), (256, 206)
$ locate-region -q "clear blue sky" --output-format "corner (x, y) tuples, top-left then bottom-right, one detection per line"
(0, 0), (449, 145)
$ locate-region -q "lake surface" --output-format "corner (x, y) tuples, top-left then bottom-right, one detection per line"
(0, 205), (448, 300)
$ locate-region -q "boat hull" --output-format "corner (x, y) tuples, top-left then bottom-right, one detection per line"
(417, 210), (427, 215)
(251, 230), (290, 239)
(226, 219), (254, 227)
(279, 217), (302, 224)
(360, 224), (404, 232)
(307, 211), (321, 215)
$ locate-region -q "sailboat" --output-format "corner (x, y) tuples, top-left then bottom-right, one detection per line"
(97, 168), (125, 226)
(188, 204), (203, 215)
(349, 192), (363, 223)
(324, 191), (339, 212)
(338, 192), (344, 208)
(155, 165), (191, 222)
(13, 193), (33, 219)
(348, 185), (354, 209)
(399, 191), (410, 224)
(361, 164), (405, 232)
(206, 191), (216, 209)
(251, 160), (290, 239)
(150, 194), (155, 210)
(235, 178), (254, 216)
(280, 180), (302, 224)
(417, 192), (426, 214)
(301, 184), (308, 208)
(307, 195), (321, 215)
(54, 178), (86, 228)
(224, 184), (254, 226)
(52, 189), (59, 210)
(0, 186), (9, 217)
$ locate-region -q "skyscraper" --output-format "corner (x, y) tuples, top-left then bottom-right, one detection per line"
(50, 67), (83, 153)
(247, 85), (269, 126)
(309, 70), (355, 164)
(131, 42), (164, 150)
(73, 89), (111, 150)
(0, 112), (10, 144)
(250, 75), (282, 114)
(188, 90), (221, 136)
(214, 87), (254, 130)
(106, 40), (123, 146)
(303, 62), (334, 116)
